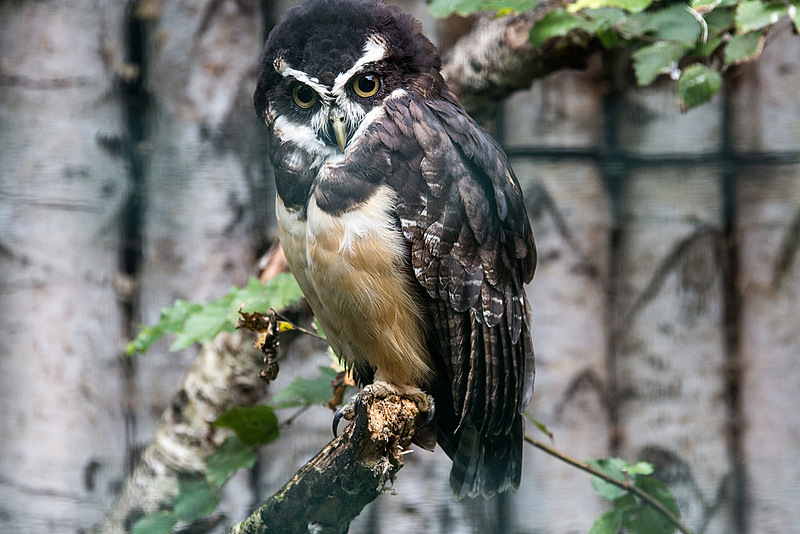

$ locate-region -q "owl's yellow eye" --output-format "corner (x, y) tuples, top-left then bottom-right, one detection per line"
(352, 73), (381, 98)
(292, 83), (318, 109)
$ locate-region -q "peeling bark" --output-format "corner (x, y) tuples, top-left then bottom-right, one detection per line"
(95, 330), (265, 533)
(442, 2), (601, 119)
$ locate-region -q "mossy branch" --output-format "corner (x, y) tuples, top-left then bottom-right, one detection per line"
(230, 392), (422, 534)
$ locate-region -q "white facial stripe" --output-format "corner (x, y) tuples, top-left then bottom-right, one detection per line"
(332, 35), (387, 96)
(272, 115), (339, 163)
(349, 89), (407, 142)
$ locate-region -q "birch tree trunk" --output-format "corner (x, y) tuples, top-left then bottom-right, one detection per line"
(733, 27), (800, 534)
(502, 68), (612, 533)
(0, 0), (129, 531)
(612, 83), (736, 533)
(128, 0), (271, 523)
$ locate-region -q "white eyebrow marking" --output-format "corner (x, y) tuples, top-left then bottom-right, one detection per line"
(332, 34), (387, 97)
(275, 58), (332, 101)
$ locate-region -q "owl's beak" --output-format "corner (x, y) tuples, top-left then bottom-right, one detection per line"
(330, 112), (347, 152)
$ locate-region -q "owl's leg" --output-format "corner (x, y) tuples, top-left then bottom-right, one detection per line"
(332, 381), (435, 437)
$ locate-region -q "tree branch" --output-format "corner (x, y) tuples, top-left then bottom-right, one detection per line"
(524, 434), (695, 534)
(442, 2), (602, 119)
(95, 248), (296, 533)
(230, 392), (422, 534)
(95, 330), (266, 533)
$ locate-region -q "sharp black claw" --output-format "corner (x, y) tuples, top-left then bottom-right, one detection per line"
(332, 393), (361, 437)
(332, 407), (345, 437)
(420, 399), (435, 429)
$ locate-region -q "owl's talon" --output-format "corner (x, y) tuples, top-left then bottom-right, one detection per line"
(332, 407), (344, 437)
(332, 393), (359, 437)
(419, 395), (435, 428)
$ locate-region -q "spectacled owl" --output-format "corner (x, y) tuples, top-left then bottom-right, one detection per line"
(254, 0), (536, 500)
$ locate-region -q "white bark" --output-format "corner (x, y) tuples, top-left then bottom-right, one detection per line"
(129, 0), (270, 525)
(501, 69), (612, 533)
(613, 84), (736, 533)
(96, 331), (266, 533)
(737, 173), (800, 534)
(733, 27), (800, 534)
(0, 0), (128, 531)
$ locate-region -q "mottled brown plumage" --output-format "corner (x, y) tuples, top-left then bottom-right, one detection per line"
(254, 0), (535, 499)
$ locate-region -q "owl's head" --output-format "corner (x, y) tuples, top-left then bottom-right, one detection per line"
(254, 0), (443, 152)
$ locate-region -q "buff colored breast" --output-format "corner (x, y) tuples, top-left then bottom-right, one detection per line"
(275, 184), (433, 390)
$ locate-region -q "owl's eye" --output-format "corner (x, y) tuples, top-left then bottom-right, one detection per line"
(292, 83), (318, 109)
(352, 73), (381, 98)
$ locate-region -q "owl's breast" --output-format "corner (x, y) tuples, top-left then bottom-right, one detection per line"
(275, 184), (433, 388)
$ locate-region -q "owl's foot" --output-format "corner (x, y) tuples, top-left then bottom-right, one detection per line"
(332, 381), (435, 437)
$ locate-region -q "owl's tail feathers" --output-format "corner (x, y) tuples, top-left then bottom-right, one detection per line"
(448, 416), (523, 501)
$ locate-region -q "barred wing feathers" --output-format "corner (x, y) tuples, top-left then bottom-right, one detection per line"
(377, 93), (536, 499)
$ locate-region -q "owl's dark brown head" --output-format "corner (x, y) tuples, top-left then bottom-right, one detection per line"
(253, 0), (444, 132)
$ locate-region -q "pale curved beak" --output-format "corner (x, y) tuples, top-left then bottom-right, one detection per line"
(330, 112), (347, 152)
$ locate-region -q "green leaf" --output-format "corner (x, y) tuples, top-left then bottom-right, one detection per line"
(126, 300), (202, 355)
(648, 3), (704, 41)
(234, 275), (306, 316)
(584, 8), (629, 47)
(735, 0), (788, 32)
(529, 9), (592, 48)
(618, 11), (658, 37)
(690, 0), (719, 11)
(791, 1), (800, 33)
(627, 461), (655, 476)
(206, 435), (258, 487)
(626, 477), (681, 534)
(632, 42), (687, 85)
(725, 30), (764, 64)
(678, 63), (722, 110)
(126, 274), (304, 355)
(213, 405), (279, 447)
(131, 512), (178, 534)
(704, 5), (736, 35)
(690, 0), (738, 13)
(428, 0), (484, 17)
(584, 7), (628, 26)
(271, 366), (340, 408)
(483, 0), (536, 15)
(173, 481), (219, 522)
(569, 0), (653, 14)
(588, 458), (631, 500)
(686, 36), (724, 58)
(590, 508), (624, 534)
(170, 299), (232, 351)
(614, 493), (639, 523)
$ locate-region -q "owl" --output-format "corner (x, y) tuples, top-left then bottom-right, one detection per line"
(254, 0), (536, 500)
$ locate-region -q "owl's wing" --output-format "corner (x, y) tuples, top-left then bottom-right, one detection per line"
(373, 93), (536, 498)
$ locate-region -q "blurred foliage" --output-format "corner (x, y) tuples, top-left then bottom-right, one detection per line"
(429, 0), (800, 109)
(126, 274), (304, 355)
(588, 458), (682, 534)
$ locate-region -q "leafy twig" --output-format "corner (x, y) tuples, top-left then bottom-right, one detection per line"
(523, 434), (695, 534)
